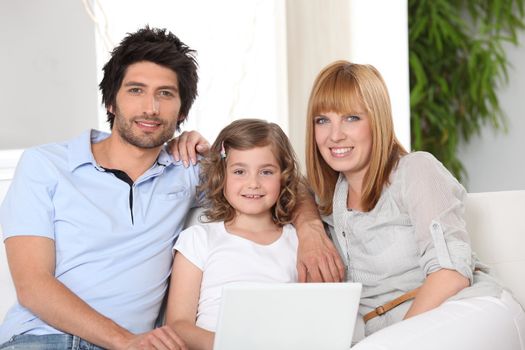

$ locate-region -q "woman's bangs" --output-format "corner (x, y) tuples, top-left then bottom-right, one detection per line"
(311, 71), (363, 116)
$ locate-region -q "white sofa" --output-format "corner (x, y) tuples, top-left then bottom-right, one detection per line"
(1, 190), (524, 321)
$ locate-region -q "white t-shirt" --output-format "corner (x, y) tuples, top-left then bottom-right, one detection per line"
(174, 221), (298, 331)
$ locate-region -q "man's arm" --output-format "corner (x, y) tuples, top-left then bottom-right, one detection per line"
(6, 236), (186, 350)
(168, 131), (210, 167)
(292, 185), (345, 282)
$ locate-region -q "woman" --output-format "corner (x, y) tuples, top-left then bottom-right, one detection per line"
(305, 60), (525, 349)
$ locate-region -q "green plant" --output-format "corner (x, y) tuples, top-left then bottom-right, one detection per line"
(408, 0), (525, 180)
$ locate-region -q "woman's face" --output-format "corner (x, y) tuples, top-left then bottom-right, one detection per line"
(314, 109), (372, 182)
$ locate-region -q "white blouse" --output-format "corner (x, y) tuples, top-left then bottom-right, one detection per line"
(323, 152), (502, 335)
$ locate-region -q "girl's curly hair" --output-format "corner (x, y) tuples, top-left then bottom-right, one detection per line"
(198, 118), (303, 225)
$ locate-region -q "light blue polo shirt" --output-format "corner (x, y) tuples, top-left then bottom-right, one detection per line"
(0, 130), (200, 343)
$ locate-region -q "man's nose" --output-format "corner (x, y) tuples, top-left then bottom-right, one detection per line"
(143, 95), (160, 116)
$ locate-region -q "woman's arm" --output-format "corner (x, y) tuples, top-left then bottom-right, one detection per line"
(293, 184), (345, 283)
(166, 253), (214, 350)
(400, 153), (473, 318)
(404, 268), (469, 319)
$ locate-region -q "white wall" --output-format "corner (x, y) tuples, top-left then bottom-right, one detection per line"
(286, 0), (410, 168)
(458, 32), (525, 192)
(0, 0), (98, 150)
(0, 0), (97, 320)
(286, 0), (352, 168)
(93, 0), (289, 144)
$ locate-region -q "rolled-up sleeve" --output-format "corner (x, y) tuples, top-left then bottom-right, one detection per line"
(400, 152), (474, 284)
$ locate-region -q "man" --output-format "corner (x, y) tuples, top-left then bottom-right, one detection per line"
(0, 27), (342, 350)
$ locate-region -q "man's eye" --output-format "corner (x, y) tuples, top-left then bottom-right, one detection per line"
(128, 88), (142, 94)
(159, 90), (174, 97)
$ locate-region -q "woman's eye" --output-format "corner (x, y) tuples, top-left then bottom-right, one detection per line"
(345, 115), (361, 122)
(314, 116), (329, 125)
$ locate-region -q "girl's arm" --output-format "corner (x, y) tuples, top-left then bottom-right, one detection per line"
(166, 252), (214, 350)
(403, 269), (469, 319)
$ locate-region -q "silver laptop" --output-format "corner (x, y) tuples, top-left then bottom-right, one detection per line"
(213, 282), (362, 350)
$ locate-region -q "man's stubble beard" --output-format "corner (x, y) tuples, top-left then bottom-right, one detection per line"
(114, 113), (178, 149)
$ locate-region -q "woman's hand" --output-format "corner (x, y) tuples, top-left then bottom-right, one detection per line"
(168, 131), (210, 167)
(296, 220), (345, 282)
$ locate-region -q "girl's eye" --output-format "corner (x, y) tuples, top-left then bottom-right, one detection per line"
(233, 169), (245, 175)
(260, 169), (274, 176)
(314, 116), (329, 125)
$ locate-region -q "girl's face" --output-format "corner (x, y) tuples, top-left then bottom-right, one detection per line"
(224, 145), (282, 220)
(314, 109), (372, 183)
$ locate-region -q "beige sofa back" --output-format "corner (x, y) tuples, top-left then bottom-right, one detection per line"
(465, 191), (525, 306)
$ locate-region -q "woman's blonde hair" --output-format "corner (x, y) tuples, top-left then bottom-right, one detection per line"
(305, 61), (407, 214)
(199, 118), (303, 225)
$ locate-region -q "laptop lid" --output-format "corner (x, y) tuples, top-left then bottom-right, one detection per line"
(213, 282), (362, 350)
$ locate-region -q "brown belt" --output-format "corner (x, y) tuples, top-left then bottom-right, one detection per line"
(363, 287), (421, 323)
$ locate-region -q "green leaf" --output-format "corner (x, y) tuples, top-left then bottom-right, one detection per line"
(408, 0), (525, 180)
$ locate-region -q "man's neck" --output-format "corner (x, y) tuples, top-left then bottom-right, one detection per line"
(91, 133), (163, 182)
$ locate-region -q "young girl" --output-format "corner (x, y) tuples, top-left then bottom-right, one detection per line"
(165, 118), (303, 350)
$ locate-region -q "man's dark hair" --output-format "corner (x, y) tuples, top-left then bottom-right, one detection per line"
(99, 26), (198, 129)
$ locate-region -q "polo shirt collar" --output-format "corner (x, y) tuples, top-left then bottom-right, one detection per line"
(156, 145), (175, 167)
(67, 129), (177, 172)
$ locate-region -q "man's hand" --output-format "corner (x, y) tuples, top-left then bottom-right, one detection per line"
(296, 221), (345, 283)
(168, 131), (210, 167)
(122, 326), (188, 350)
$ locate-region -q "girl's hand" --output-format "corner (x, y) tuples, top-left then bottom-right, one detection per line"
(168, 131), (210, 167)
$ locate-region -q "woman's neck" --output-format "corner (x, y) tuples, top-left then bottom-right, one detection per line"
(344, 173), (364, 211)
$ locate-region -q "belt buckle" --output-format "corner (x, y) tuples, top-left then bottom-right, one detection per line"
(375, 305), (386, 316)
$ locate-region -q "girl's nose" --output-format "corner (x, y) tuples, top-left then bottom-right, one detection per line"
(247, 175), (261, 189)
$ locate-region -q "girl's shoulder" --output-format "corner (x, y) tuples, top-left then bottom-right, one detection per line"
(282, 223), (297, 233)
(179, 221), (225, 241)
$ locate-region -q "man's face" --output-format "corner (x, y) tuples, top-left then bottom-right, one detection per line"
(110, 61), (182, 149)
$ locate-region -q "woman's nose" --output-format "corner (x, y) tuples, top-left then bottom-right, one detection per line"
(329, 123), (345, 142)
